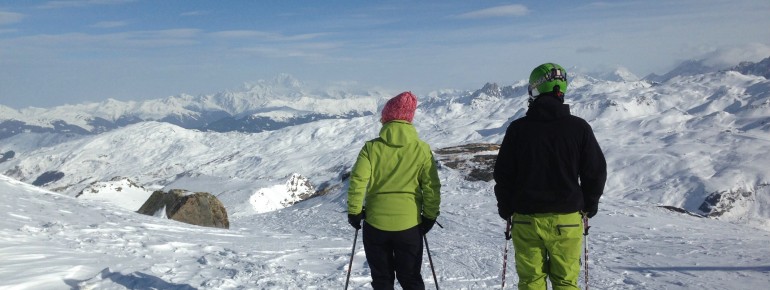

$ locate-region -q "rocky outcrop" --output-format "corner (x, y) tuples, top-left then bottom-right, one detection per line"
(137, 189), (229, 229)
(698, 187), (755, 218)
(658, 205), (704, 218)
(730, 56), (770, 79)
(435, 143), (500, 182)
(0, 150), (14, 163)
(248, 173), (317, 213)
(284, 173), (316, 203)
(32, 171), (65, 186)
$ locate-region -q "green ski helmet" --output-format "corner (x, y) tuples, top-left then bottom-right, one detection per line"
(528, 63), (568, 101)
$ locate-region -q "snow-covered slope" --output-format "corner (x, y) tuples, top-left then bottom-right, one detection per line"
(75, 177), (155, 211)
(3, 170), (770, 289)
(2, 68), (769, 230)
(0, 119), (374, 216)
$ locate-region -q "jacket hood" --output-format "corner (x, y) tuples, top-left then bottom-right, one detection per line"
(526, 94), (571, 121)
(379, 120), (418, 147)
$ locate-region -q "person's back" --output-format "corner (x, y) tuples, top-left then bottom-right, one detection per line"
(347, 91), (441, 290)
(494, 63), (606, 290)
(352, 119), (439, 232)
(497, 95), (605, 215)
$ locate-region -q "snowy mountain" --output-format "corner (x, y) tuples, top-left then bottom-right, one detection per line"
(0, 74), (386, 139)
(644, 59), (718, 83)
(2, 64), (769, 232)
(730, 56), (770, 79)
(644, 56), (770, 84)
(2, 58), (770, 287)
(588, 66), (641, 82)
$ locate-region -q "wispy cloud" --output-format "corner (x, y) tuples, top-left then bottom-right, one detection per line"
(6, 29), (203, 50)
(457, 4), (529, 19)
(209, 30), (327, 42)
(700, 43), (770, 67)
(181, 11), (208, 17)
(209, 30), (272, 39)
(239, 46), (324, 58)
(576, 46), (606, 54)
(37, 0), (136, 9)
(236, 40), (343, 60)
(0, 11), (24, 25)
(91, 21), (128, 28)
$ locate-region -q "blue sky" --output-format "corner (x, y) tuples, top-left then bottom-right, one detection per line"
(1, 0), (769, 108)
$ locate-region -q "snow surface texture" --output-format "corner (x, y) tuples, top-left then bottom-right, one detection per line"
(1, 68), (769, 288)
(3, 171), (770, 289)
(76, 177), (154, 211)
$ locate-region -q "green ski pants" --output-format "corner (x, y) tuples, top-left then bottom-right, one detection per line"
(511, 212), (583, 290)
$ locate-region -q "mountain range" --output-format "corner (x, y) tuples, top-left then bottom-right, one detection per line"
(1, 57), (769, 227)
(0, 74), (385, 139)
(2, 56), (770, 288)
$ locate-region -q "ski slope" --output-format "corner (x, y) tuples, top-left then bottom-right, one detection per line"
(2, 170), (770, 289)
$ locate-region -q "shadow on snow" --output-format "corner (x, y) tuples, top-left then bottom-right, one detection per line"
(618, 265), (770, 272)
(64, 268), (197, 290)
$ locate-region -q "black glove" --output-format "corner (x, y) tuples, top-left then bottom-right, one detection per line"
(420, 216), (436, 235)
(348, 212), (364, 230)
(584, 203), (598, 218)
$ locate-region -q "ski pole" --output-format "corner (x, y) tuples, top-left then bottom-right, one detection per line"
(501, 219), (512, 289)
(344, 228), (359, 290)
(423, 235), (440, 290)
(583, 214), (591, 290)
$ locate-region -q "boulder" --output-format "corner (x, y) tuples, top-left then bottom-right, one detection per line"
(137, 189), (229, 229)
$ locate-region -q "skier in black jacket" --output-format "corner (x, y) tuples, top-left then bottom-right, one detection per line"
(494, 63), (607, 290)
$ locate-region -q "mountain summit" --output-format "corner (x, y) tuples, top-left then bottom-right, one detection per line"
(0, 74), (384, 139)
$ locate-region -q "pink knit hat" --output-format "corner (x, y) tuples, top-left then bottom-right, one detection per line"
(381, 91), (417, 123)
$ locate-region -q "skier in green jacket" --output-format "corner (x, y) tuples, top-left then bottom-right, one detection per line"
(494, 63), (607, 290)
(347, 91), (442, 290)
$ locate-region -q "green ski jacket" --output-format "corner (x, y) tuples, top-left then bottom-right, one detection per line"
(347, 120), (441, 231)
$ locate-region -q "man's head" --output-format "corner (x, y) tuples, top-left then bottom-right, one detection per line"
(528, 63), (568, 102)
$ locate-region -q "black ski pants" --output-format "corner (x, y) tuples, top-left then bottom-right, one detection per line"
(362, 222), (425, 290)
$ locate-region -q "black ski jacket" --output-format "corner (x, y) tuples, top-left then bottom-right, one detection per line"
(494, 94), (607, 216)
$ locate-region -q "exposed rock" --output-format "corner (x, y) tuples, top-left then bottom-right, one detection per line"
(435, 143), (500, 182)
(698, 188), (754, 218)
(32, 171), (65, 186)
(137, 189), (229, 229)
(248, 173), (317, 213)
(285, 173), (316, 202)
(0, 150), (14, 163)
(472, 83), (502, 99)
(658, 205), (704, 218)
(729, 56), (770, 79)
